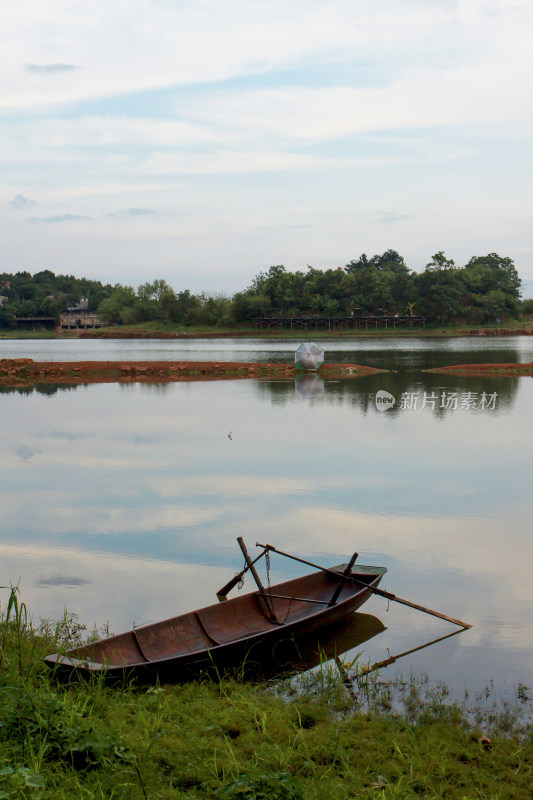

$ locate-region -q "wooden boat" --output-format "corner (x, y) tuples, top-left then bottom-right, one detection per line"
(44, 562), (387, 683)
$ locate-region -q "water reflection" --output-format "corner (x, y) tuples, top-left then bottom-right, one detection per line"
(360, 626), (468, 677)
(256, 372), (520, 415)
(0, 373), (531, 697)
(0, 383), (80, 396)
(38, 575), (91, 587)
(254, 612), (386, 680)
(294, 374), (325, 399)
(0, 373), (521, 416)
(325, 344), (525, 371)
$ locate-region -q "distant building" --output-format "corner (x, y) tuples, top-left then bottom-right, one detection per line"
(60, 297), (105, 329)
(66, 297), (89, 312)
(0, 295), (8, 306)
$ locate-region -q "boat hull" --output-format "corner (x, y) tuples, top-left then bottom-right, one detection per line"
(44, 564), (386, 683)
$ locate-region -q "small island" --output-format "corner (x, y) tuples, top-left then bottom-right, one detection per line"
(0, 358), (385, 387)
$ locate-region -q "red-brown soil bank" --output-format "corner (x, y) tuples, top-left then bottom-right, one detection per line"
(425, 362), (533, 377)
(0, 359), (384, 387)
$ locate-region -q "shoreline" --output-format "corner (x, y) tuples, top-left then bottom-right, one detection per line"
(1, 323), (533, 340)
(1, 605), (531, 800)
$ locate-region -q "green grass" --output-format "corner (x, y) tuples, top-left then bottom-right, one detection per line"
(1, 588), (532, 799)
(0, 330), (63, 339)
(89, 320), (533, 338)
(2, 317), (532, 340)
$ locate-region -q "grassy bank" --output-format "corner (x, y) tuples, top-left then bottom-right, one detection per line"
(2, 318), (533, 340)
(1, 591), (531, 800)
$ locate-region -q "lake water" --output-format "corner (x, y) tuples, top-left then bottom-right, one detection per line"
(0, 336), (532, 699)
(2, 334), (533, 369)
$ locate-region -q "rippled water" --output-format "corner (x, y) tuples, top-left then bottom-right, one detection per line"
(0, 336), (532, 696)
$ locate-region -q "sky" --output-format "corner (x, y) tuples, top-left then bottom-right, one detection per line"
(1, 0), (532, 295)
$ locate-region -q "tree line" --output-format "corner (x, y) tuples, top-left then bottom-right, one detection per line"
(233, 251), (523, 324)
(0, 251), (528, 330)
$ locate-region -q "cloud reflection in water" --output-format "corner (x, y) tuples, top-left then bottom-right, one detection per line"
(0, 375), (531, 695)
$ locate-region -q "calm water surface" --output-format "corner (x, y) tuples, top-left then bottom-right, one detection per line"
(0, 337), (532, 697)
(2, 334), (533, 370)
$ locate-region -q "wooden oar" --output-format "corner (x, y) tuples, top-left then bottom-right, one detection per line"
(255, 542), (472, 630)
(237, 537), (278, 622)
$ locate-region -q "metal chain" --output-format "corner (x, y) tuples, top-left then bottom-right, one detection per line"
(264, 550), (292, 624)
(265, 549), (271, 589)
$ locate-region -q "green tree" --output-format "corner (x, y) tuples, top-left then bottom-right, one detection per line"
(425, 251), (456, 271)
(414, 254), (464, 323)
(461, 253), (521, 322)
(521, 298), (533, 317)
(0, 304), (16, 329)
(232, 291), (271, 322)
(97, 285), (140, 324)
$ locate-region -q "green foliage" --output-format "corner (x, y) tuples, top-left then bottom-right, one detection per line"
(0, 766), (45, 799)
(0, 684), (121, 770)
(97, 285), (141, 324)
(521, 298), (533, 317)
(96, 282), (233, 327)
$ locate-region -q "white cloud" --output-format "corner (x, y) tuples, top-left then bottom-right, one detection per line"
(27, 117), (229, 148)
(138, 150), (388, 175)
(178, 58), (532, 142)
(0, 0), (532, 283)
(1, 1), (530, 111)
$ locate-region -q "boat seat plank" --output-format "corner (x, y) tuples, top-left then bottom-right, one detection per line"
(134, 612), (217, 660)
(197, 595), (281, 644)
(132, 629), (153, 662)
